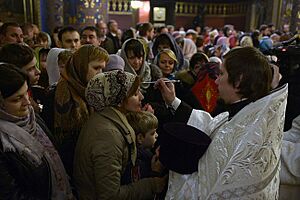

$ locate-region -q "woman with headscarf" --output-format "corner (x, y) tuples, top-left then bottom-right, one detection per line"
(46, 48), (66, 86)
(35, 31), (52, 49)
(74, 70), (167, 199)
(40, 48), (73, 130)
(152, 33), (185, 71)
(35, 47), (50, 88)
(176, 52), (209, 89)
(239, 35), (254, 47)
(0, 63), (74, 199)
(51, 45), (109, 177)
(120, 38), (152, 94)
(214, 36), (230, 60)
(176, 37), (197, 61)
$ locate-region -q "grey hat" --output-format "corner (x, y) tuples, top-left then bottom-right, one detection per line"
(104, 54), (125, 72)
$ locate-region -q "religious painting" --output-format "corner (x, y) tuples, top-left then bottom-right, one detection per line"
(153, 7), (166, 22)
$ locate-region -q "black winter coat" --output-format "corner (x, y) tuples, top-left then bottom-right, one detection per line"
(0, 144), (51, 200)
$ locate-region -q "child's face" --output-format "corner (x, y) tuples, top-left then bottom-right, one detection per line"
(39, 53), (48, 70)
(139, 129), (158, 148)
(38, 39), (49, 48)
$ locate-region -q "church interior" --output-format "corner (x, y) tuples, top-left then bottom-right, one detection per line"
(0, 0), (299, 34)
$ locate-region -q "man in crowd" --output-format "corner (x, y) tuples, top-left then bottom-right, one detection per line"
(106, 20), (121, 53)
(138, 22), (155, 61)
(58, 26), (81, 50)
(0, 43), (42, 113)
(96, 21), (114, 54)
(80, 26), (101, 46)
(0, 22), (24, 46)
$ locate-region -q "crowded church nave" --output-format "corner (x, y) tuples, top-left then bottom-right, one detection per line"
(0, 0), (299, 199)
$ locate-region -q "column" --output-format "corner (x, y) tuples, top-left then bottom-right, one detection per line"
(290, 0), (300, 31)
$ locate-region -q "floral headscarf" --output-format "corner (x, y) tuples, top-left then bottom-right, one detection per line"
(86, 70), (136, 112)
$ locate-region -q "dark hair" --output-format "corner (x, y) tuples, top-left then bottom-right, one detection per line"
(107, 20), (117, 30)
(53, 26), (63, 34)
(124, 39), (144, 58)
(223, 47), (272, 102)
(121, 28), (135, 44)
(58, 26), (78, 41)
(0, 43), (34, 68)
(36, 32), (49, 42)
(189, 52), (209, 70)
(259, 24), (268, 32)
(21, 23), (34, 35)
(223, 25), (232, 37)
(80, 26), (100, 38)
(156, 26), (167, 34)
(0, 22), (21, 36)
(0, 63), (29, 98)
(197, 62), (220, 81)
(251, 30), (260, 48)
(154, 34), (172, 47)
(138, 23), (153, 37)
(195, 35), (204, 47)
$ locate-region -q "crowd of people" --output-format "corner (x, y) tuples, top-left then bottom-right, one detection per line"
(0, 19), (299, 199)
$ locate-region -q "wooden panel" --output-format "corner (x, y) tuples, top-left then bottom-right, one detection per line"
(175, 1), (249, 17)
(108, 14), (132, 30)
(175, 15), (246, 30)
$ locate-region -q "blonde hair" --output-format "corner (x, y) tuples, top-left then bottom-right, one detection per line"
(126, 111), (158, 136)
(240, 36), (253, 47)
(159, 49), (178, 63)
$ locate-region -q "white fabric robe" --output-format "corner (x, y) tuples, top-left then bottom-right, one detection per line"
(165, 84), (288, 200)
(279, 114), (300, 199)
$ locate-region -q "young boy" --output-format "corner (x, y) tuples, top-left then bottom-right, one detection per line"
(126, 111), (163, 182)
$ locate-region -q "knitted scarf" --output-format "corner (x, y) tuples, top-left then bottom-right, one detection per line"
(0, 106), (73, 199)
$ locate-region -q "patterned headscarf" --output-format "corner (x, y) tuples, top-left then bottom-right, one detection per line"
(86, 70), (136, 112)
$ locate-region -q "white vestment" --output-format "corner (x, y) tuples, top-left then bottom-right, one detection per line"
(279, 114), (300, 199)
(166, 84), (288, 200)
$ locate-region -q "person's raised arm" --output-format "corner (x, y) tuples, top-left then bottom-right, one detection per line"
(155, 78), (194, 123)
(155, 78), (178, 107)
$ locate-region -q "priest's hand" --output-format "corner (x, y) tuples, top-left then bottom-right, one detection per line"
(155, 78), (176, 105)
